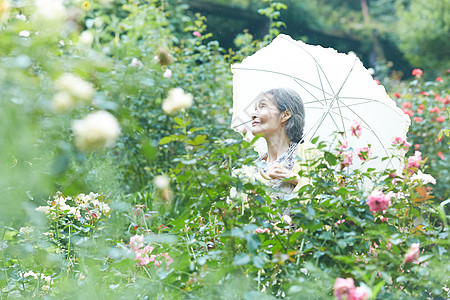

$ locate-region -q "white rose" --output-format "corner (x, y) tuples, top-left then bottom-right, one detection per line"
(19, 226), (33, 235)
(411, 171), (436, 185)
(78, 31), (94, 47)
(15, 14), (26, 21)
(163, 69), (172, 79)
(98, 202), (111, 215)
(282, 215), (292, 224)
(153, 175), (173, 203)
(72, 111), (121, 151)
(23, 271), (38, 279)
(52, 92), (75, 112)
(68, 206), (77, 215)
(19, 30), (30, 37)
(55, 73), (95, 101)
(33, 0), (65, 22)
(75, 193), (90, 205)
(44, 275), (53, 284)
(59, 203), (71, 211)
(130, 58), (143, 68)
(75, 209), (81, 220)
(161, 88), (193, 114)
(154, 175), (170, 190)
(88, 192), (99, 201)
(35, 206), (50, 214)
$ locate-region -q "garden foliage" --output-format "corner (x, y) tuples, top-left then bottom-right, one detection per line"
(0, 0), (449, 299)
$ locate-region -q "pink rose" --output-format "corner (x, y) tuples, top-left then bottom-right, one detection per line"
(412, 68), (423, 77)
(366, 190), (391, 213)
(350, 120), (362, 138)
(136, 255), (151, 266)
(334, 277), (355, 300)
(338, 139), (348, 152)
(130, 235), (144, 251)
(193, 31), (201, 37)
(436, 115), (445, 122)
(394, 92), (401, 98)
(356, 146), (372, 161)
(402, 102), (412, 109)
(403, 243), (420, 263)
(413, 116), (423, 123)
(349, 287), (369, 300)
(391, 137), (410, 151)
(436, 77), (442, 82)
(402, 109), (413, 117)
(134, 245), (156, 266)
(429, 107), (440, 113)
(342, 151), (353, 167)
(256, 228), (270, 234)
(379, 216), (388, 222)
(406, 151), (422, 174)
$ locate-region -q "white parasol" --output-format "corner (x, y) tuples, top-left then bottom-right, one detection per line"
(231, 34), (410, 173)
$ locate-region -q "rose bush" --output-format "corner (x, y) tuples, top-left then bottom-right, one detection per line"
(391, 69), (449, 200)
(0, 1), (448, 299)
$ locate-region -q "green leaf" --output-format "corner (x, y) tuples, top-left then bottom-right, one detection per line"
(173, 116), (191, 128)
(372, 280), (385, 298)
(313, 251), (325, 259)
(337, 240), (347, 249)
(243, 224), (258, 232)
(174, 117), (184, 125)
(254, 195), (265, 204)
(324, 151), (337, 166)
(197, 256), (207, 266)
(444, 129), (450, 137)
(332, 255), (354, 263)
(246, 234), (261, 253)
(306, 205), (315, 217)
(159, 135), (178, 145)
(193, 134), (207, 146)
(180, 158), (196, 165)
(438, 129), (443, 140)
(311, 136), (319, 144)
(233, 253), (251, 265)
(141, 140), (157, 159)
(231, 228), (244, 238)
(157, 268), (173, 280)
(252, 255), (265, 269)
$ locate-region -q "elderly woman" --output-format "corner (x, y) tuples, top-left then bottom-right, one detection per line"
(249, 87), (318, 199)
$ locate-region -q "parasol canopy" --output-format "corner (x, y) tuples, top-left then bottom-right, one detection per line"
(231, 34), (410, 173)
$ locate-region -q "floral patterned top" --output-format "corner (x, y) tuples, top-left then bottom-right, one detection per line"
(251, 142), (320, 200)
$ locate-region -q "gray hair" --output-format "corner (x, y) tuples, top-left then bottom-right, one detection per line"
(264, 88), (305, 143)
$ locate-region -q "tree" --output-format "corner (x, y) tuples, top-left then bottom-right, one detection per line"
(394, 0), (450, 73)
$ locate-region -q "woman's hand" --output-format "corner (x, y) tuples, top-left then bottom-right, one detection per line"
(264, 163), (299, 185)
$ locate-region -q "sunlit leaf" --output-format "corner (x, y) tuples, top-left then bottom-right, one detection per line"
(233, 253), (250, 265)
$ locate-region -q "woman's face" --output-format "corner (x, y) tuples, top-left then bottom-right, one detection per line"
(251, 94), (284, 137)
